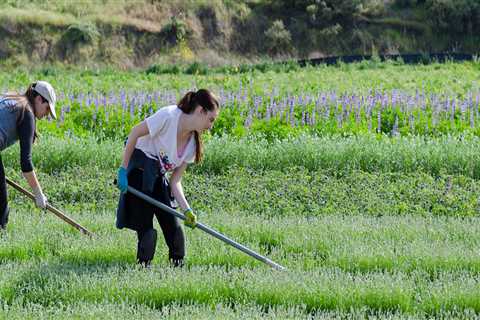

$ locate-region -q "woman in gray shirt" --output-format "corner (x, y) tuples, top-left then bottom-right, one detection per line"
(0, 81), (57, 230)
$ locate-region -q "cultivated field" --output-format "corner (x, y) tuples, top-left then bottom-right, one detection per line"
(1, 61), (480, 319)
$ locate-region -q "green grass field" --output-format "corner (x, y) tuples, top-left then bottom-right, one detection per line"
(1, 62), (480, 318)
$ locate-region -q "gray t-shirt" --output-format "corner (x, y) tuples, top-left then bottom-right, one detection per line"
(0, 98), (34, 172)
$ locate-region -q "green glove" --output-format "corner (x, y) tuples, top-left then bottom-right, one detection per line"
(183, 208), (197, 229)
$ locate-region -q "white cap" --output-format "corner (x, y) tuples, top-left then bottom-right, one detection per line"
(33, 81), (57, 119)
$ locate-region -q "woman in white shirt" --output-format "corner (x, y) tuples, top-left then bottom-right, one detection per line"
(116, 89), (220, 267)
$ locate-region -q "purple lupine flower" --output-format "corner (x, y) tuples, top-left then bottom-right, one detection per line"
(469, 95), (475, 128)
(78, 93), (84, 110)
(409, 113), (415, 133)
(432, 101), (438, 128)
(367, 113), (372, 132)
(289, 107), (296, 127)
(354, 100), (361, 124)
(475, 92), (480, 119)
(377, 110), (382, 133)
(130, 98), (135, 118)
(103, 95), (107, 116)
(391, 115), (399, 136)
(244, 109), (253, 128)
(86, 95), (91, 108)
(460, 99), (467, 123)
(59, 106), (65, 124)
(451, 98), (456, 125)
(254, 96), (262, 119)
(94, 97), (99, 116)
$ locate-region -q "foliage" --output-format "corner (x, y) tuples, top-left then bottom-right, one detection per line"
(161, 15), (188, 45)
(425, 0), (480, 34)
(2, 62), (480, 317)
(62, 22), (99, 45)
(263, 20), (293, 56)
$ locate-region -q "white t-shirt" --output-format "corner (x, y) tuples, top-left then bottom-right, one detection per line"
(135, 105), (196, 172)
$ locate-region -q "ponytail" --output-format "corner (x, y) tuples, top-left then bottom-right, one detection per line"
(193, 131), (202, 163)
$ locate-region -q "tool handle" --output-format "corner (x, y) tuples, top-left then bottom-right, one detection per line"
(6, 177), (94, 237)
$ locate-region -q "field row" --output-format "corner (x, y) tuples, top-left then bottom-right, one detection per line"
(5, 135), (480, 178)
(2, 204), (480, 273)
(2, 62), (478, 95)
(1, 259), (480, 315)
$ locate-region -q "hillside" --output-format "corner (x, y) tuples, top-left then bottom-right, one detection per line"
(0, 0), (478, 69)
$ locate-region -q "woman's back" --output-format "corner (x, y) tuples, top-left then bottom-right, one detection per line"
(0, 98), (21, 151)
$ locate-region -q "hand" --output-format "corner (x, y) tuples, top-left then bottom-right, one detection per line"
(183, 208), (197, 229)
(32, 186), (47, 209)
(117, 167), (128, 193)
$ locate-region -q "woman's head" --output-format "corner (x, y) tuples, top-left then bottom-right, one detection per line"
(177, 89), (220, 163)
(25, 81), (57, 120)
(177, 89), (220, 133)
(1, 81), (56, 142)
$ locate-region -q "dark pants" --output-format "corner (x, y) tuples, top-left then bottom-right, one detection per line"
(125, 168), (185, 263)
(0, 155), (8, 229)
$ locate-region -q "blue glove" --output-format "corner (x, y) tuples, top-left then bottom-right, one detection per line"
(117, 167), (128, 193)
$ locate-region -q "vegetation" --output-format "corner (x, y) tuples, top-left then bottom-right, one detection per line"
(0, 1), (478, 68)
(1, 61), (480, 317)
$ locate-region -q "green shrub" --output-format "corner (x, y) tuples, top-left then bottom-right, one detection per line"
(264, 20), (293, 56)
(145, 64), (181, 75)
(185, 62), (209, 75)
(62, 22), (99, 45)
(161, 15), (188, 45)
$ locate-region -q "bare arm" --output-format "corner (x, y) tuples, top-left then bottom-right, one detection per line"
(22, 171), (41, 190)
(121, 121), (149, 168)
(170, 162), (190, 211)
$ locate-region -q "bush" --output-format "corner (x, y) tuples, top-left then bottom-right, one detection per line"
(185, 62), (209, 75)
(62, 22), (99, 45)
(145, 64), (181, 75)
(264, 20), (293, 56)
(161, 15), (188, 45)
(425, 0), (480, 34)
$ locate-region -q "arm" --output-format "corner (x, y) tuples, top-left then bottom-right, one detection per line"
(17, 110), (39, 190)
(22, 171), (41, 190)
(169, 162), (190, 211)
(121, 121), (149, 168)
(18, 111), (46, 208)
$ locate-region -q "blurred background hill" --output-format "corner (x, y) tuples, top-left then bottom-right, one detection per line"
(0, 0), (478, 69)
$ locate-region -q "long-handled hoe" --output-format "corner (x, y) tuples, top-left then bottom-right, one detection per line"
(6, 177), (94, 237)
(6, 176), (286, 270)
(123, 183), (286, 271)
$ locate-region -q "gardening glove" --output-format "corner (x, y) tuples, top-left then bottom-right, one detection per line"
(117, 167), (128, 193)
(32, 185), (47, 209)
(183, 208), (197, 229)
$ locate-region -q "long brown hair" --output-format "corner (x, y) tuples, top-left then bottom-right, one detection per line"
(2, 83), (43, 141)
(177, 89), (219, 163)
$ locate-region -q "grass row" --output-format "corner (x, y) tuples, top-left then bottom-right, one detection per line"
(2, 61), (479, 95)
(1, 259), (480, 316)
(4, 134), (480, 178)
(2, 204), (480, 274)
(2, 304), (478, 320)
(4, 162), (480, 218)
